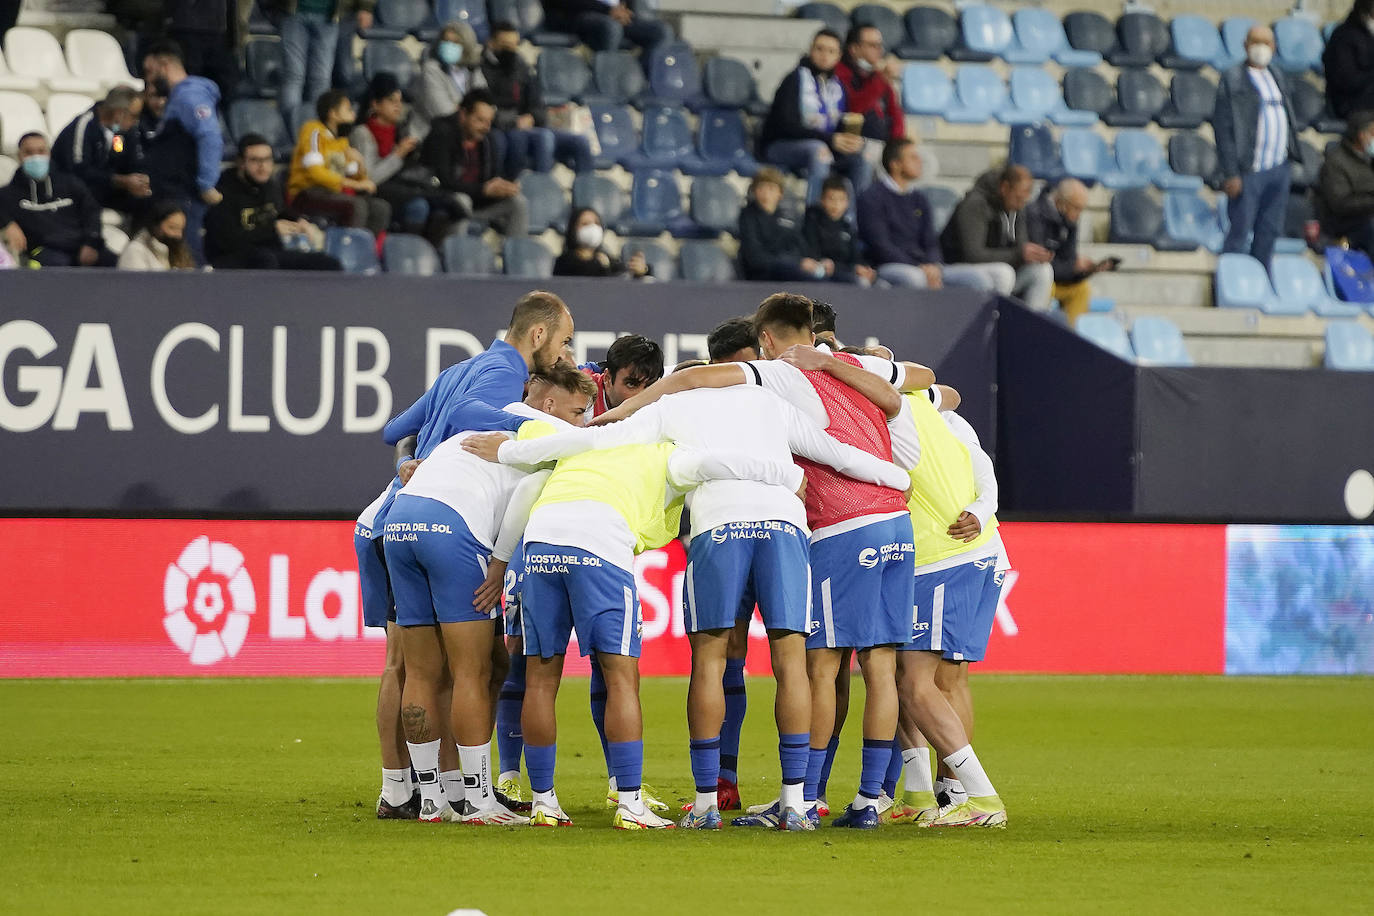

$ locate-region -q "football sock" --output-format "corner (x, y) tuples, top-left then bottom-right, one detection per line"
(532, 788), (559, 810)
(380, 767), (412, 806)
(901, 746), (934, 794)
(943, 747), (995, 798)
(882, 736), (903, 798)
(440, 769), (463, 807)
(778, 732), (809, 813)
(589, 656), (611, 774)
(525, 743), (556, 794)
(853, 738), (889, 809)
(495, 652), (525, 776)
(406, 739), (442, 807)
(803, 745), (827, 803)
(458, 742), (496, 810)
(719, 657), (747, 784)
(816, 735), (840, 798)
(689, 736), (721, 811)
(608, 740), (645, 815)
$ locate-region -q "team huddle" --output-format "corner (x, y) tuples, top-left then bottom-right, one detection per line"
(353, 289), (1008, 831)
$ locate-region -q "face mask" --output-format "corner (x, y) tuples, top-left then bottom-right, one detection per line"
(855, 57), (874, 74)
(438, 41), (463, 66)
(21, 155), (50, 181)
(1247, 44), (1273, 68)
(152, 76), (171, 96)
(575, 223), (603, 249)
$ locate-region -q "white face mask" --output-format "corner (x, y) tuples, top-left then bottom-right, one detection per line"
(575, 223), (603, 249)
(1247, 44), (1273, 68)
(1366, 15), (1374, 35)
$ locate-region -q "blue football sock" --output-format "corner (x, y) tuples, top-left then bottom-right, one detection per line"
(607, 740), (644, 795)
(689, 736), (721, 794)
(817, 735), (840, 797)
(525, 743), (556, 794)
(858, 738), (889, 801)
(779, 732), (808, 786)
(589, 655), (611, 774)
(882, 736), (903, 798)
(804, 746), (827, 803)
(495, 652), (525, 775)
(719, 657), (747, 784)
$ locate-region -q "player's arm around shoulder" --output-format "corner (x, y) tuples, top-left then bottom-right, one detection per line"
(779, 345), (903, 420)
(590, 363), (749, 426)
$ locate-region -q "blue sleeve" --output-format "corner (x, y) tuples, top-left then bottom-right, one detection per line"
(382, 388), (432, 445)
(172, 83), (224, 192)
(435, 364), (529, 433)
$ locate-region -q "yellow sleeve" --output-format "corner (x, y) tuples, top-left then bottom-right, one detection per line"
(296, 122), (344, 192)
(517, 420), (557, 441)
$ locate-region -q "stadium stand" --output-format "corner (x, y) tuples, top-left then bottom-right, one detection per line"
(1076, 313), (1135, 359)
(383, 232), (442, 275)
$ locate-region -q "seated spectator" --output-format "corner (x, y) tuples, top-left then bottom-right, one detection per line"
(940, 164), (1054, 309)
(287, 89), (391, 237)
(803, 176), (875, 284)
(351, 73), (468, 245)
(760, 29), (872, 205)
(542, 0), (673, 53)
(51, 86), (151, 214)
(1323, 0), (1374, 120)
(581, 334), (664, 416)
(482, 20), (593, 175)
(1317, 111), (1374, 257)
(835, 26), (904, 150)
(553, 207), (650, 278)
(117, 198), (195, 271)
(422, 89), (529, 238)
(738, 166), (827, 282)
(1026, 178), (1117, 325)
(206, 133), (342, 270)
(857, 138), (1009, 292)
(416, 23), (486, 131)
(0, 132), (115, 267)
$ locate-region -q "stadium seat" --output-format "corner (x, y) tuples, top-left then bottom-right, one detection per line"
(1062, 67), (1114, 121)
(645, 42), (702, 107)
(951, 5), (1013, 62)
(591, 51), (646, 107)
(0, 47), (40, 93)
(692, 107), (760, 177)
(1063, 11), (1118, 59)
(382, 233), (440, 274)
(946, 65), (1014, 124)
(244, 39), (283, 98)
(1060, 128), (1127, 187)
(0, 91), (47, 155)
(689, 175), (741, 235)
(1076, 314), (1135, 360)
(1290, 144), (1323, 190)
(362, 0), (429, 40)
(1106, 68), (1166, 128)
(901, 7), (958, 61)
(1324, 321), (1374, 370)
(1007, 8), (1100, 67)
(436, 0), (490, 43)
(795, 2), (850, 37)
(678, 239), (737, 282)
(1168, 131), (1220, 188)
(1109, 188), (1167, 245)
(1215, 253), (1281, 311)
(0, 154), (16, 184)
(1114, 129), (1201, 191)
(619, 238), (675, 281)
(537, 48), (592, 108)
(520, 171), (570, 233)
(918, 184), (959, 233)
(325, 227), (381, 274)
(3, 27), (102, 95)
(442, 234), (496, 274)
(572, 173), (626, 227)
(1286, 78), (1324, 132)
(502, 236), (554, 278)
(852, 5), (916, 59)
(624, 105), (700, 172)
(1217, 17), (1254, 71)
(1110, 11), (1169, 68)
(901, 63), (953, 116)
(587, 103), (638, 170)
(1157, 72), (1216, 130)
(1007, 67), (1095, 126)
(44, 92), (93, 139)
(1274, 17), (1323, 73)
(64, 29), (142, 91)
(1163, 190), (1224, 252)
(621, 168), (690, 236)
(227, 99), (292, 160)
(362, 40), (417, 90)
(1271, 255), (1365, 316)
(702, 57), (757, 111)
(1130, 316), (1193, 366)
(1007, 123), (1064, 182)
(1161, 15), (1223, 70)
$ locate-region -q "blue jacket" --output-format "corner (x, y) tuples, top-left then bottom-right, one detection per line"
(1212, 64), (1300, 180)
(856, 176), (942, 267)
(153, 75), (224, 195)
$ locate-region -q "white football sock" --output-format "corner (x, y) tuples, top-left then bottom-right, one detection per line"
(607, 776), (618, 793)
(533, 788), (559, 810)
(497, 769), (520, 785)
(942, 747), (994, 798)
(694, 790), (717, 813)
(851, 792), (877, 810)
(901, 747), (934, 794)
(406, 739), (443, 806)
(619, 789), (646, 816)
(780, 782), (804, 815)
(458, 742), (496, 809)
(440, 770), (464, 806)
(380, 767), (412, 806)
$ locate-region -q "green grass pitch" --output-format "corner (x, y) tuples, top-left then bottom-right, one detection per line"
(3, 675), (1372, 914)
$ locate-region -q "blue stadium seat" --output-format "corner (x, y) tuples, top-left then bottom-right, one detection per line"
(442, 234), (496, 274)
(325, 227), (380, 274)
(383, 233), (440, 274)
(519, 172), (569, 234)
(1062, 67), (1114, 121)
(1217, 17), (1254, 71)
(1286, 78), (1324, 132)
(1007, 123), (1064, 182)
(951, 5), (1012, 62)
(1162, 15), (1222, 70)
(362, 0), (429, 40)
(1163, 190), (1224, 252)
(1271, 255), (1365, 316)
(918, 184), (960, 233)
(1110, 11), (1168, 67)
(1274, 16), (1324, 73)
(1008, 67), (1095, 126)
(1061, 128), (1127, 187)
(690, 175), (741, 235)
(946, 65), (1015, 124)
(1215, 253), (1281, 311)
(587, 103), (638, 170)
(623, 105), (698, 171)
(537, 48), (592, 107)
(1115, 129), (1201, 191)
(486, 0), (571, 46)
(503, 236), (554, 278)
(435, 0), (489, 42)
(1130, 316), (1193, 366)
(619, 238), (675, 282)
(362, 40), (417, 89)
(679, 239), (736, 282)
(1325, 321), (1374, 370)
(852, 4), (916, 59)
(795, 2), (849, 36)
(645, 42), (702, 107)
(572, 173), (626, 227)
(692, 108), (760, 176)
(1106, 68), (1166, 128)
(1168, 131), (1220, 188)
(1157, 72), (1216, 130)
(901, 7), (958, 61)
(702, 57), (757, 110)
(1076, 314), (1135, 360)
(243, 39), (282, 98)
(1063, 11), (1118, 59)
(901, 63), (953, 115)
(621, 168), (690, 236)
(591, 51), (646, 107)
(1007, 8), (1100, 67)
(1108, 188), (1166, 245)
(227, 99), (291, 160)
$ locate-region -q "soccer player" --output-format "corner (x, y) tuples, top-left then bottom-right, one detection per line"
(582, 334), (665, 419)
(385, 367), (595, 824)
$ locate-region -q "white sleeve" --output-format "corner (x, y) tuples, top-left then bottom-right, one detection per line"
(492, 470), (551, 562)
(667, 448), (804, 495)
(853, 354), (906, 390)
(496, 406), (666, 466)
(943, 411), (998, 527)
(781, 403), (909, 491)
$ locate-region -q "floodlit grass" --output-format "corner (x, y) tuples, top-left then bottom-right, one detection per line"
(3, 676), (1372, 914)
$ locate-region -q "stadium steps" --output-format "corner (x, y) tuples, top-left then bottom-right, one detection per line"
(1115, 303), (1262, 336)
(675, 15), (827, 54)
(1081, 244), (1217, 276)
(657, 0), (775, 16)
(1184, 335), (1321, 368)
(1091, 270), (1212, 308)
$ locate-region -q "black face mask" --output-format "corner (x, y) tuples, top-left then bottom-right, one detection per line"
(152, 76), (171, 96)
(494, 48), (518, 68)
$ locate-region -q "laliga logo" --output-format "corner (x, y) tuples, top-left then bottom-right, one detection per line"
(163, 536), (255, 665)
(857, 548), (879, 569)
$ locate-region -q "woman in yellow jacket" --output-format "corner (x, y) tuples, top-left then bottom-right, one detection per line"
(288, 89), (392, 237)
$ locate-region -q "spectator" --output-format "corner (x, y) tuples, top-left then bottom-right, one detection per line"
(169, 0), (240, 102)
(835, 26), (904, 149)
(0, 132), (116, 267)
(416, 23), (486, 130)
(738, 166), (827, 282)
(270, 0), (375, 120)
(421, 88), (529, 238)
(141, 40), (224, 264)
(940, 163), (1053, 308)
(1323, 0), (1374, 120)
(1025, 178), (1116, 325)
(206, 133), (342, 270)
(288, 89), (392, 236)
(481, 21), (593, 175)
(1213, 25), (1300, 269)
(858, 138), (1011, 292)
(553, 207), (650, 278)
(760, 29), (871, 205)
(117, 198), (195, 270)
(1316, 111), (1374, 257)
(542, 0), (672, 53)
(582, 334), (665, 416)
(351, 72), (468, 244)
(51, 86), (151, 214)
(803, 175), (875, 284)
(707, 316), (759, 363)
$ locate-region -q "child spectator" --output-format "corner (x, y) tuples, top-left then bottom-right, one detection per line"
(287, 89), (391, 237)
(738, 166), (828, 282)
(803, 176), (875, 284)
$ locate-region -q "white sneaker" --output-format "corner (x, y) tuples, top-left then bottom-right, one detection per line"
(418, 798), (460, 823)
(529, 801), (574, 827)
(746, 796), (781, 815)
(459, 799), (530, 826)
(613, 804), (675, 829)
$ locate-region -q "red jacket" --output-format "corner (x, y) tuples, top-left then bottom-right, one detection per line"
(835, 57), (905, 141)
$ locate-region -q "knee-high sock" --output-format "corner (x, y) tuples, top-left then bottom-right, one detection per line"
(881, 736), (903, 798)
(496, 651), (526, 776)
(817, 735), (840, 797)
(719, 657), (747, 784)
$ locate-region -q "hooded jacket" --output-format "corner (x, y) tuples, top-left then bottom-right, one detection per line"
(0, 169), (102, 256)
(940, 169), (1027, 266)
(144, 74), (223, 197)
(759, 56), (846, 153)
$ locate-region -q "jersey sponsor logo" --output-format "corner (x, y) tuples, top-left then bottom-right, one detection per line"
(858, 548), (879, 568)
(974, 556), (996, 571)
(162, 536), (255, 666)
(711, 527), (729, 544)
